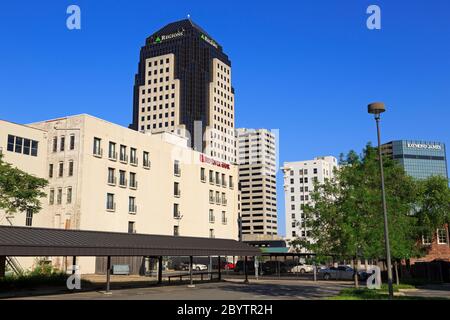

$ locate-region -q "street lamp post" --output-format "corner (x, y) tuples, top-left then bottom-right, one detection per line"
(368, 102), (394, 299)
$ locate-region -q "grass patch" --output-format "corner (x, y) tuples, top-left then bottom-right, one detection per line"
(380, 283), (416, 291)
(330, 287), (448, 300)
(0, 264), (90, 291)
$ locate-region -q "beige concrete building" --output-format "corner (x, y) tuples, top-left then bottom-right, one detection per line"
(236, 128), (278, 238)
(282, 156), (338, 247)
(0, 114), (239, 273)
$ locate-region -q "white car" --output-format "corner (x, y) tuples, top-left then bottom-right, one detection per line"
(290, 264), (314, 274)
(192, 263), (208, 271)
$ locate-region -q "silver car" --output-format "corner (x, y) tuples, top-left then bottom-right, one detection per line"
(318, 265), (367, 280)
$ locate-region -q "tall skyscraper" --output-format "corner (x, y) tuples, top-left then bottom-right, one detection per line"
(381, 140), (448, 180)
(237, 128), (278, 238)
(282, 156), (338, 245)
(130, 19), (236, 163)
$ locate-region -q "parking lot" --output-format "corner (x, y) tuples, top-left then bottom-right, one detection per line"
(6, 278), (353, 300)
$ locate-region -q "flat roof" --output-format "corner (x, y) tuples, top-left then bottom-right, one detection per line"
(0, 226), (260, 257)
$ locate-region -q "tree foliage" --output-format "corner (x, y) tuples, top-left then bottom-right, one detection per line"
(0, 154), (48, 215)
(291, 143), (448, 262)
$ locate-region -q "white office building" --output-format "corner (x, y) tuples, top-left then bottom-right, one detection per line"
(282, 156), (338, 247)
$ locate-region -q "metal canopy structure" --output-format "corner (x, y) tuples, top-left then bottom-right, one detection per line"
(0, 226), (261, 257)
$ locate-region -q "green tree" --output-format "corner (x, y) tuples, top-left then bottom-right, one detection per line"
(414, 175), (450, 240)
(0, 154), (48, 215)
(291, 144), (418, 286)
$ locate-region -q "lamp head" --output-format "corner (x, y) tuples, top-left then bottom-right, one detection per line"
(368, 102), (386, 115)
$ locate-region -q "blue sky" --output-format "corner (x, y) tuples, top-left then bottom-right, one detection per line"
(1, 1), (449, 236)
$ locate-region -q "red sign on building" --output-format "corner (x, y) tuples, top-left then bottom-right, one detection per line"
(200, 154), (230, 169)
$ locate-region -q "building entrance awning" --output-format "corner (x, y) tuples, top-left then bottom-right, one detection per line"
(0, 226), (261, 257)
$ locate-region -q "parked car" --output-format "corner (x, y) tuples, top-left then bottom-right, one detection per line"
(318, 265), (368, 281)
(261, 261), (290, 275)
(290, 263), (314, 274)
(224, 263), (235, 270)
(192, 263), (208, 271)
(234, 260), (255, 274)
(174, 262), (189, 271)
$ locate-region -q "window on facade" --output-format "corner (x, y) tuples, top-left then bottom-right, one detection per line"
(174, 182), (180, 197)
(109, 142), (116, 160)
(31, 140), (38, 156)
(108, 168), (115, 185)
(173, 203), (180, 218)
(53, 137), (57, 152)
(49, 189), (55, 205)
(25, 210), (33, 227)
(209, 229), (215, 238)
(129, 196), (136, 213)
(215, 191), (220, 204)
(67, 187), (72, 204)
(200, 168), (206, 182)
(128, 221), (136, 234)
(209, 170), (214, 183)
(120, 145), (127, 162)
(437, 229), (448, 244)
(119, 170), (126, 186)
(69, 135), (75, 150)
(57, 188), (62, 205)
(209, 209), (215, 223)
(60, 136), (65, 152)
(130, 147), (137, 165)
(93, 137), (102, 156)
(222, 211), (227, 224)
(68, 160), (74, 176)
(7, 135), (14, 152)
(173, 225), (179, 236)
(422, 234), (432, 245)
(48, 164), (53, 178)
(143, 151), (150, 168)
(58, 162), (64, 177)
(129, 172), (137, 188)
(174, 160), (181, 176)
(215, 172), (220, 185)
(221, 193), (226, 205)
(14, 137), (23, 153)
(23, 139), (31, 155)
(229, 176), (234, 188)
(106, 193), (115, 211)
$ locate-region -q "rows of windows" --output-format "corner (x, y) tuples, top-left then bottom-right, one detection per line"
(106, 193), (137, 214)
(200, 167), (234, 189)
(208, 209), (228, 224)
(172, 226), (216, 238)
(52, 134), (75, 153)
(107, 168), (138, 189)
(7, 134), (38, 156)
(141, 102), (175, 113)
(422, 229), (449, 245)
(208, 190), (228, 206)
(48, 160), (74, 178)
(49, 187), (73, 205)
(93, 138), (151, 168)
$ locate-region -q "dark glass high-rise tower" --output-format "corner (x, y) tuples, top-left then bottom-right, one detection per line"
(130, 19), (236, 163)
